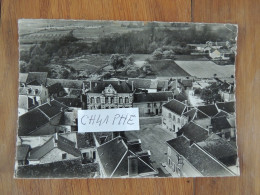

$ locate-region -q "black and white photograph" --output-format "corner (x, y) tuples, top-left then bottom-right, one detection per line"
(15, 19), (239, 178)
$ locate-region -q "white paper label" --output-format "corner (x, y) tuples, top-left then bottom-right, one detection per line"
(78, 108), (140, 133)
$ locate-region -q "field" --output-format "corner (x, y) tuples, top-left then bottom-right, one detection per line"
(149, 59), (190, 78)
(174, 60), (235, 78)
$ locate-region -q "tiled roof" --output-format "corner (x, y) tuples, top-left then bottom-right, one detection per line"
(28, 135), (81, 161)
(183, 109), (209, 121)
(198, 134), (237, 164)
(18, 100), (68, 136)
(178, 122), (209, 142)
(216, 101), (235, 114)
(133, 92), (173, 103)
(211, 116), (232, 132)
(26, 72), (48, 85)
(163, 99), (187, 115)
(18, 109), (50, 136)
(167, 136), (234, 176)
(88, 81), (132, 93)
(37, 100), (68, 118)
(17, 145), (30, 161)
(97, 136), (156, 177)
(198, 104), (219, 117)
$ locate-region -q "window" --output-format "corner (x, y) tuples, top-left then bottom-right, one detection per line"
(111, 97), (114, 103)
(62, 153), (67, 159)
(154, 103), (157, 107)
(90, 97), (94, 104)
(168, 113), (172, 118)
(173, 125), (175, 131)
(168, 158), (171, 166)
(105, 97), (108, 104)
(148, 103), (151, 107)
(168, 147), (171, 156)
(125, 97), (129, 103)
(96, 97), (100, 103)
(119, 97), (123, 104)
(177, 155), (184, 166)
(177, 118), (180, 123)
(173, 115), (176, 121)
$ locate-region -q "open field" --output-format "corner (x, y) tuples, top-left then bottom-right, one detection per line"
(175, 60), (235, 78)
(149, 59), (190, 77)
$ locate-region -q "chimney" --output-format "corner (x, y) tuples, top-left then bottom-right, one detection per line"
(128, 155), (138, 177)
(208, 125), (213, 134)
(131, 81), (134, 91)
(90, 81), (92, 91)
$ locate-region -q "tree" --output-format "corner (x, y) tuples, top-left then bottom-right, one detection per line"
(152, 48), (163, 60)
(109, 54), (125, 72)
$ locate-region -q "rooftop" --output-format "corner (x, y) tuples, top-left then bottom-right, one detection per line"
(183, 108), (209, 121)
(19, 85), (44, 96)
(133, 92), (173, 103)
(28, 134), (81, 161)
(216, 101), (235, 114)
(16, 145), (30, 161)
(87, 80), (132, 93)
(198, 104), (219, 117)
(163, 99), (187, 115)
(178, 122), (209, 143)
(46, 78), (83, 89)
(26, 72), (48, 86)
(211, 116), (232, 132)
(167, 136), (234, 176)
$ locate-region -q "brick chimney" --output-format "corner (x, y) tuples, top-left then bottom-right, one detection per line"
(128, 155), (138, 177)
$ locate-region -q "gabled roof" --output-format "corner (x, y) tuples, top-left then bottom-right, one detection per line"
(18, 109), (50, 136)
(211, 116), (232, 132)
(133, 92), (173, 103)
(213, 111), (229, 118)
(174, 92), (187, 103)
(18, 100), (68, 136)
(216, 101), (235, 114)
(197, 104), (219, 117)
(166, 136), (234, 176)
(163, 99), (187, 115)
(28, 134), (81, 161)
(97, 137), (156, 178)
(37, 100), (68, 118)
(26, 72), (48, 85)
(17, 145), (30, 161)
(178, 122), (209, 142)
(183, 108), (209, 121)
(198, 134), (237, 162)
(88, 81), (132, 93)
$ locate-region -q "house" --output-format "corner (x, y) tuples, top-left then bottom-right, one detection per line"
(96, 136), (157, 178)
(18, 85), (49, 116)
(16, 145), (30, 165)
(216, 101), (235, 115)
(55, 97), (82, 108)
(197, 134), (237, 166)
(76, 133), (96, 163)
(59, 111), (78, 132)
(219, 83), (235, 102)
(19, 72), (48, 86)
(27, 133), (81, 165)
(178, 79), (193, 90)
(183, 108), (211, 128)
(209, 48), (233, 60)
(161, 99), (188, 136)
(166, 135), (235, 177)
(197, 104), (219, 118)
(18, 100), (68, 136)
(177, 121), (210, 143)
(211, 116), (236, 140)
(84, 80), (133, 110)
(133, 92), (173, 117)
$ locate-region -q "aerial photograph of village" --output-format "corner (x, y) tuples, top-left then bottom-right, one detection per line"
(15, 19), (239, 178)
